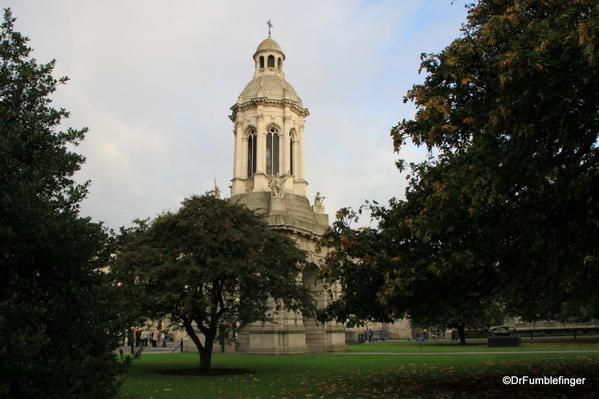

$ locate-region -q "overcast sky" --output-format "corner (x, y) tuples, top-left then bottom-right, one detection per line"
(5, 0), (470, 230)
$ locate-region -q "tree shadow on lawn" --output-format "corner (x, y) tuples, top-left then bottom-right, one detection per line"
(425, 375), (597, 399)
(350, 360), (599, 399)
(157, 368), (252, 377)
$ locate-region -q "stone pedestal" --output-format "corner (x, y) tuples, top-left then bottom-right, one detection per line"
(270, 196), (286, 213)
(230, 192), (346, 354)
(237, 326), (308, 354)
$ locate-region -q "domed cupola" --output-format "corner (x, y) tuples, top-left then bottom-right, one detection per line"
(238, 75), (302, 105)
(232, 36), (306, 110)
(229, 33), (310, 199)
(230, 34), (308, 120)
(253, 36), (285, 78)
(254, 37), (284, 60)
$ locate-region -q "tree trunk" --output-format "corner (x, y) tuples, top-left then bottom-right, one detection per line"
(183, 321), (215, 371)
(457, 325), (466, 345)
(199, 347), (212, 371)
(219, 324), (226, 353)
(200, 332), (215, 371)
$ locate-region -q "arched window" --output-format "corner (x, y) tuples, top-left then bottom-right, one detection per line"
(247, 129), (257, 177)
(278, 57), (282, 70)
(266, 127), (279, 175)
(267, 55), (275, 68)
(259, 56), (264, 68)
(289, 131), (295, 175)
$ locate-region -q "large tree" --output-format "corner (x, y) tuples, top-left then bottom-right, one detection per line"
(321, 0), (598, 336)
(0, 9), (124, 399)
(392, 0), (599, 319)
(320, 201), (504, 344)
(113, 195), (316, 370)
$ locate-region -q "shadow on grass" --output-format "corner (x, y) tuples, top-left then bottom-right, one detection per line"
(157, 368), (252, 376)
(426, 375), (597, 399)
(352, 361), (599, 399)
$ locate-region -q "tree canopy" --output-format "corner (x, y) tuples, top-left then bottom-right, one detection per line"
(0, 9), (124, 399)
(321, 0), (599, 338)
(113, 195), (316, 370)
(320, 201), (504, 344)
(393, 0), (599, 319)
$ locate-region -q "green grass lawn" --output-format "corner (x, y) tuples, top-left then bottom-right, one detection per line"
(117, 351), (599, 399)
(347, 336), (599, 353)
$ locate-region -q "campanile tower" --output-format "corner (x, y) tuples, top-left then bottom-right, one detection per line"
(229, 34), (345, 354)
(230, 36), (308, 198)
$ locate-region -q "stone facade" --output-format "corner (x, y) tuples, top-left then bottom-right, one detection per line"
(228, 37), (345, 354)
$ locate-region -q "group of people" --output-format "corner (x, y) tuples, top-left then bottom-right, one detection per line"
(364, 328), (387, 342)
(128, 328), (173, 348)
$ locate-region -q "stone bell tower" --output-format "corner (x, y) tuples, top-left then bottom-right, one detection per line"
(230, 36), (308, 198)
(229, 34), (345, 354)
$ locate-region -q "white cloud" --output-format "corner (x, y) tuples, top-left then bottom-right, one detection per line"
(6, 0), (468, 229)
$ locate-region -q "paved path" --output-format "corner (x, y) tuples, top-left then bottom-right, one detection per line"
(336, 350), (599, 356)
(116, 345), (182, 355)
(118, 349), (599, 355)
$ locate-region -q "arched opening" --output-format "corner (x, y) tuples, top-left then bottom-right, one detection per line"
(289, 131), (295, 175)
(266, 127), (280, 175)
(259, 56), (264, 69)
(247, 129), (257, 177)
(267, 55), (275, 68)
(302, 263), (323, 352)
(278, 57), (282, 70)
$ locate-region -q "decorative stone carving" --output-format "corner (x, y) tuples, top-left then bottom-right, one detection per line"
(313, 192), (325, 213)
(213, 179), (221, 199)
(489, 325), (517, 336)
(269, 174), (288, 198)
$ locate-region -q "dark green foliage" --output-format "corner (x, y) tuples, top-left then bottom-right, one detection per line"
(392, 0), (599, 320)
(113, 195), (316, 370)
(321, 0), (598, 339)
(318, 207), (403, 327)
(320, 202), (504, 344)
(0, 9), (123, 399)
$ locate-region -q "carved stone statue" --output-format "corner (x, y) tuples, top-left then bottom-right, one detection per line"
(489, 325), (517, 337)
(270, 174), (288, 198)
(313, 192), (325, 213)
(213, 178), (221, 199)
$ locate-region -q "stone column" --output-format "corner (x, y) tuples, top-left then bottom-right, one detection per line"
(256, 114), (265, 173)
(281, 114), (288, 176)
(298, 124), (305, 180)
(231, 121), (246, 196)
(233, 122), (242, 179)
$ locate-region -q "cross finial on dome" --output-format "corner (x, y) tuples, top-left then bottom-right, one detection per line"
(266, 19), (273, 37)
